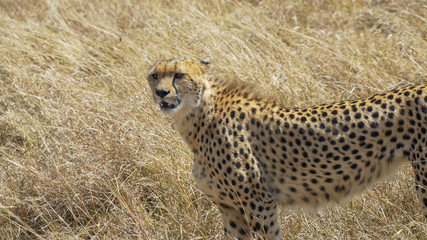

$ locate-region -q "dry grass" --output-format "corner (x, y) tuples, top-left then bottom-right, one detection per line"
(0, 0), (426, 239)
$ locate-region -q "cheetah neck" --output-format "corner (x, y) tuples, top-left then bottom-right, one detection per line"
(173, 82), (214, 151)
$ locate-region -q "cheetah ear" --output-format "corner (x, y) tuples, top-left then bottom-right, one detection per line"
(200, 56), (213, 66)
(199, 56), (213, 74)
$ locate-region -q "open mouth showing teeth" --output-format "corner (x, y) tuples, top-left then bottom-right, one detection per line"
(160, 99), (181, 110)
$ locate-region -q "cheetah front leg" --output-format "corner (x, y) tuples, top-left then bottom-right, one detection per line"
(249, 202), (281, 240)
(220, 202), (281, 240)
(412, 158), (427, 219)
(220, 207), (251, 240)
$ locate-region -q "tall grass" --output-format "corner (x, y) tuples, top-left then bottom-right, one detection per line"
(0, 0), (426, 239)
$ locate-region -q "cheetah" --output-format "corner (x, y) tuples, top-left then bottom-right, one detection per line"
(147, 57), (427, 239)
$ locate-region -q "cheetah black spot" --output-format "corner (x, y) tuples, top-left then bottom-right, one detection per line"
(239, 228), (247, 235)
(372, 112), (379, 118)
(355, 113), (362, 119)
(371, 131), (379, 137)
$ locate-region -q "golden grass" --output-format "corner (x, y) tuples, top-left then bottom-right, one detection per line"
(0, 0), (426, 239)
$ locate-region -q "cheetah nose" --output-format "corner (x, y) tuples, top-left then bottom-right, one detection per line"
(155, 89), (170, 98)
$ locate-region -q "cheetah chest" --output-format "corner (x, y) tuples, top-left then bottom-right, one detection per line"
(191, 157), (219, 199)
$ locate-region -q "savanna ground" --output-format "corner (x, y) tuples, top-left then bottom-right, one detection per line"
(0, 0), (426, 239)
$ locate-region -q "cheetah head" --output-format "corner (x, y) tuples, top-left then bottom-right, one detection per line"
(147, 57), (212, 116)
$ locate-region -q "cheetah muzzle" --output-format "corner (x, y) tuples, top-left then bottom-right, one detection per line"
(160, 98), (181, 111)
(147, 57), (427, 240)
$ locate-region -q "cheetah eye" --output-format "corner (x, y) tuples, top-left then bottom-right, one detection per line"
(151, 74), (158, 80)
(174, 73), (185, 79)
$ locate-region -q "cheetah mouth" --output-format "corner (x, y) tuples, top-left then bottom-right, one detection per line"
(159, 99), (181, 111)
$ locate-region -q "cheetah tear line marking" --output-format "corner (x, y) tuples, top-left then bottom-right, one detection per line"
(147, 57), (427, 239)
